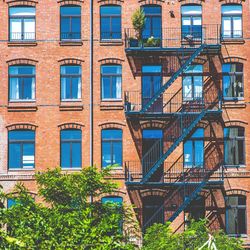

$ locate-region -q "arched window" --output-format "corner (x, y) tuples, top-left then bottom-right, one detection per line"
(181, 5), (202, 39)
(9, 64), (36, 101)
(221, 4), (242, 38)
(9, 6), (36, 41)
(8, 130), (35, 169)
(224, 126), (245, 166)
(222, 63), (243, 100)
(100, 5), (121, 40)
(60, 129), (82, 169)
(60, 64), (82, 100)
(225, 195), (246, 235)
(101, 129), (122, 168)
(60, 5), (81, 40)
(101, 64), (122, 100)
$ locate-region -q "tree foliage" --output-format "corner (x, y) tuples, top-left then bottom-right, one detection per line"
(0, 167), (138, 250)
(131, 9), (146, 40)
(142, 220), (244, 250)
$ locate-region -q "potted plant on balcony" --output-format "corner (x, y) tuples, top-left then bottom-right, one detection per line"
(130, 8), (146, 47)
(145, 36), (161, 47)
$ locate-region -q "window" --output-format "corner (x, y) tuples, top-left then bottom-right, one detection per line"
(61, 130), (82, 168)
(9, 7), (35, 41)
(102, 196), (123, 231)
(102, 129), (122, 168)
(224, 127), (245, 166)
(8, 130), (35, 169)
(181, 5), (202, 39)
(7, 198), (18, 208)
(100, 5), (121, 40)
(222, 63), (243, 99)
(222, 5), (242, 38)
(183, 65), (203, 101)
(141, 5), (162, 40)
(142, 65), (162, 112)
(101, 65), (122, 100)
(61, 65), (81, 100)
(60, 5), (81, 40)
(184, 128), (204, 167)
(9, 65), (35, 101)
(226, 195), (246, 235)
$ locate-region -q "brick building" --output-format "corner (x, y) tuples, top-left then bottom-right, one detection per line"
(0, 0), (250, 247)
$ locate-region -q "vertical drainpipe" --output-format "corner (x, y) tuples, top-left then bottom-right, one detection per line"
(90, 0), (94, 204)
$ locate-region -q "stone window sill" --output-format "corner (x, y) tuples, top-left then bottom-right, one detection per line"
(59, 101), (84, 111)
(100, 100), (124, 110)
(221, 38), (245, 45)
(59, 40), (83, 46)
(100, 39), (123, 46)
(8, 102), (37, 112)
(8, 41), (37, 47)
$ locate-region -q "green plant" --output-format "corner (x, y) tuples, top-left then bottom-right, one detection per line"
(131, 9), (145, 41)
(145, 36), (161, 47)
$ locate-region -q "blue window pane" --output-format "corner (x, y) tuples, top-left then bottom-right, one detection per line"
(101, 65), (121, 74)
(7, 199), (18, 208)
(9, 66), (35, 75)
(102, 130), (122, 139)
(192, 128), (204, 138)
(61, 143), (71, 168)
(61, 6), (81, 15)
(9, 144), (21, 168)
(102, 196), (123, 204)
(184, 141), (193, 167)
(9, 7), (35, 16)
(72, 143), (81, 167)
(100, 6), (121, 15)
(102, 141), (112, 167)
(61, 18), (71, 33)
(143, 130), (163, 139)
(61, 130), (81, 140)
(61, 65), (81, 74)
(142, 6), (161, 15)
(142, 65), (162, 73)
(102, 76), (111, 99)
(181, 5), (202, 14)
(23, 78), (33, 99)
(221, 5), (242, 14)
(9, 131), (35, 141)
(113, 142), (122, 166)
(194, 141), (204, 166)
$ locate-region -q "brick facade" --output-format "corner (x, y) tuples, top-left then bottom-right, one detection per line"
(0, 0), (250, 247)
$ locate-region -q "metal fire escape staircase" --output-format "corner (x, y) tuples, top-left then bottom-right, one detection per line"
(129, 43), (222, 230)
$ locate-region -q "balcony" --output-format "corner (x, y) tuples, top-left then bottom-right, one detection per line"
(124, 90), (221, 118)
(124, 25), (221, 53)
(125, 161), (224, 187)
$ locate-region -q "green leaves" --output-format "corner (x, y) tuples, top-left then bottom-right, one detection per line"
(0, 167), (137, 249)
(142, 220), (244, 250)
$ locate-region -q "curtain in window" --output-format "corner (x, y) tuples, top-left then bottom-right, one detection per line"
(77, 77), (81, 99)
(116, 76), (122, 99)
(10, 19), (22, 40)
(233, 17), (242, 37)
(61, 78), (66, 99)
(222, 17), (231, 37)
(183, 76), (192, 100)
(24, 19), (35, 39)
(10, 78), (19, 99)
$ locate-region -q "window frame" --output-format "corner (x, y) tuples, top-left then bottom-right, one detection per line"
(60, 129), (82, 169)
(101, 129), (123, 169)
(224, 126), (245, 167)
(101, 64), (122, 100)
(181, 4), (202, 40)
(9, 6), (36, 41)
(100, 5), (122, 41)
(225, 195), (247, 236)
(8, 130), (35, 170)
(141, 4), (162, 40)
(221, 4), (243, 39)
(222, 63), (244, 100)
(183, 128), (204, 168)
(8, 64), (36, 102)
(182, 64), (203, 101)
(60, 5), (81, 41)
(60, 64), (82, 101)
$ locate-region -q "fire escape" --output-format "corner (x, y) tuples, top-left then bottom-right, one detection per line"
(124, 25), (224, 232)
